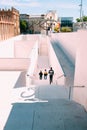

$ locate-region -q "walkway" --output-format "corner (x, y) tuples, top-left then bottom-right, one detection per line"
(32, 56), (50, 85)
(4, 85), (87, 130)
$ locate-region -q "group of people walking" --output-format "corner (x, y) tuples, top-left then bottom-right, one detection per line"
(39, 67), (54, 84)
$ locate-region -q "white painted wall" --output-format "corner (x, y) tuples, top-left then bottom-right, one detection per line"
(51, 30), (87, 111)
(48, 37), (65, 85)
(74, 30), (87, 86)
(0, 58), (30, 70)
(14, 40), (35, 58)
(73, 30), (87, 111)
(26, 42), (39, 86)
(0, 40), (14, 58)
(0, 35), (23, 58)
(0, 71), (21, 130)
(51, 32), (79, 65)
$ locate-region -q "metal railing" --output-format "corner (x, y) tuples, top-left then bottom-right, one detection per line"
(68, 85), (85, 100)
(55, 74), (66, 85)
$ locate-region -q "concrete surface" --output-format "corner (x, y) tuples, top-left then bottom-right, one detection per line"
(3, 85), (87, 130)
(1, 32), (87, 130)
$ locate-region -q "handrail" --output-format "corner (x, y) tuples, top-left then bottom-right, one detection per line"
(26, 74), (34, 79)
(57, 74), (66, 79)
(69, 85), (85, 100)
(73, 85), (85, 87)
(55, 74), (66, 85)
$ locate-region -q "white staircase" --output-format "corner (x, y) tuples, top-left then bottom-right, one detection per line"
(32, 36), (50, 85)
(39, 36), (48, 56)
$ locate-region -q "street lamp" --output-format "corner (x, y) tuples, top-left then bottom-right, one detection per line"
(79, 0), (83, 22)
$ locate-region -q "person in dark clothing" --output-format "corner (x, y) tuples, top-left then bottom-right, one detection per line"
(48, 67), (54, 84)
(44, 69), (48, 79)
(39, 70), (43, 80)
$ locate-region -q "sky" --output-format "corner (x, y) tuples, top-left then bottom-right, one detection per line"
(0, 0), (87, 21)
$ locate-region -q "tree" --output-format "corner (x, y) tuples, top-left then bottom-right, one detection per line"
(76, 16), (87, 22)
(76, 18), (81, 22)
(83, 16), (87, 22)
(20, 20), (28, 34)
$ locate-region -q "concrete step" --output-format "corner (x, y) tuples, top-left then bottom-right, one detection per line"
(11, 85), (69, 103)
(39, 39), (48, 55)
(32, 78), (49, 85)
(37, 56), (49, 68)
(4, 97), (87, 130)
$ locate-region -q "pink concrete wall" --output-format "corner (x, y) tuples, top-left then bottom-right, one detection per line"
(48, 37), (65, 85)
(14, 40), (35, 58)
(0, 35), (39, 58)
(74, 30), (87, 86)
(73, 30), (87, 111)
(0, 58), (30, 70)
(51, 30), (87, 86)
(0, 41), (14, 58)
(51, 32), (79, 65)
(73, 87), (87, 111)
(0, 35), (25, 58)
(51, 30), (87, 111)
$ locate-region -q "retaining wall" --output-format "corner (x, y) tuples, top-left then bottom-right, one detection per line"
(47, 37), (65, 85)
(51, 32), (79, 65)
(0, 58), (30, 71)
(73, 30), (87, 111)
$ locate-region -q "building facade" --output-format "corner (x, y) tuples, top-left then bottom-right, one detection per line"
(60, 17), (73, 28)
(73, 22), (87, 31)
(20, 10), (59, 34)
(0, 7), (20, 41)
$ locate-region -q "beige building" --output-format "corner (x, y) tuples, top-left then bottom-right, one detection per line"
(20, 10), (58, 34)
(45, 10), (58, 32)
(45, 10), (58, 21)
(0, 7), (20, 41)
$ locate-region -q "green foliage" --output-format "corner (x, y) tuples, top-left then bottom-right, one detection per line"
(61, 27), (72, 32)
(20, 20), (28, 33)
(83, 16), (87, 21)
(76, 18), (80, 22)
(76, 16), (87, 22)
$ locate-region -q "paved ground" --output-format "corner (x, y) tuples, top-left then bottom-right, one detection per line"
(3, 85), (87, 130)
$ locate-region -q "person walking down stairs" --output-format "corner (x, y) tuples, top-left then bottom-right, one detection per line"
(48, 67), (54, 84)
(39, 70), (43, 80)
(44, 69), (48, 79)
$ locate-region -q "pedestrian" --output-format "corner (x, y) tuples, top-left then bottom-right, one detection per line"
(39, 70), (43, 80)
(48, 67), (54, 84)
(44, 69), (48, 79)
